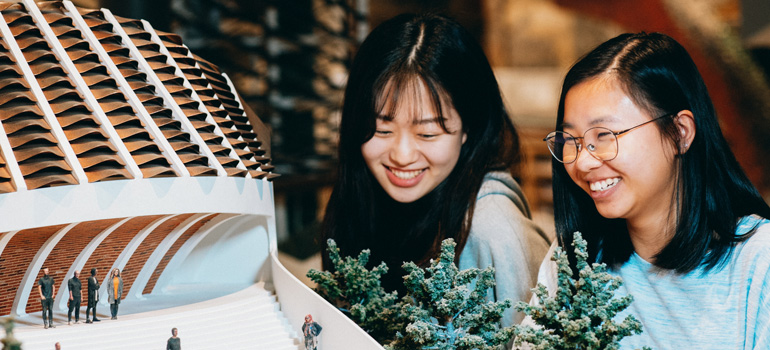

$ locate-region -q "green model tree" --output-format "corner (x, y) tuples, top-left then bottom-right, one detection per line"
(309, 233), (650, 350)
(513, 232), (651, 350)
(1, 318), (22, 350)
(306, 239), (406, 342)
(308, 239), (514, 349)
(389, 239), (515, 350)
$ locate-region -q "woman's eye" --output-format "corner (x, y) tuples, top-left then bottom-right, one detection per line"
(418, 133), (438, 139)
(596, 131), (613, 138)
(374, 130), (391, 136)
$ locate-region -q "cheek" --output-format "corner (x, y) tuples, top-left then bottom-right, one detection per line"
(361, 139), (385, 165)
(622, 134), (676, 174)
(428, 137), (463, 168)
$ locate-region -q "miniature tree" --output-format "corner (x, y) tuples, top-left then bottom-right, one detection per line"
(310, 234), (652, 349)
(309, 239), (516, 349)
(307, 239), (406, 342)
(1, 318), (22, 350)
(388, 239), (515, 350)
(513, 232), (651, 350)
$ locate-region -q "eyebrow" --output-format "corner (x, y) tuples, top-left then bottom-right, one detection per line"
(561, 116), (618, 129)
(376, 114), (446, 125)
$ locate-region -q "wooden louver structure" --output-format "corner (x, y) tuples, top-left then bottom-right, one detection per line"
(0, 0), (276, 192)
(0, 1), (384, 349)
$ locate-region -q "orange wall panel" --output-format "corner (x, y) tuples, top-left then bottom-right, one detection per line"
(121, 214), (195, 295)
(25, 216), (164, 314)
(142, 213), (219, 295)
(1, 225), (68, 316)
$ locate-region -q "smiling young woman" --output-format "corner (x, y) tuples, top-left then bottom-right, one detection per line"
(538, 32), (770, 349)
(320, 13), (550, 326)
(360, 78), (467, 204)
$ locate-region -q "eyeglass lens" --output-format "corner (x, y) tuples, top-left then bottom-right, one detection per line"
(546, 127), (618, 163)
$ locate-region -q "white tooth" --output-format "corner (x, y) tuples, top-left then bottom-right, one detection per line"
(590, 178), (620, 192)
(393, 169), (421, 179)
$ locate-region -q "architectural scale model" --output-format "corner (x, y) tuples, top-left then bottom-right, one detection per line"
(0, 1), (381, 349)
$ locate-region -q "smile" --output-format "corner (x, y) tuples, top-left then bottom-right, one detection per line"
(384, 166), (427, 188)
(390, 168), (425, 180)
(589, 177), (620, 192)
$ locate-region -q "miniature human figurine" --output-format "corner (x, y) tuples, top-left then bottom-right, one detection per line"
(86, 268), (100, 323)
(537, 32), (770, 349)
(106, 268), (123, 320)
(166, 327), (181, 350)
(302, 314), (322, 350)
(67, 270), (82, 325)
(37, 267), (55, 329)
(320, 13), (550, 327)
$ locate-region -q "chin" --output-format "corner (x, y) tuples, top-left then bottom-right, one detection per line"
(389, 193), (420, 203)
(383, 186), (427, 203)
(594, 204), (624, 219)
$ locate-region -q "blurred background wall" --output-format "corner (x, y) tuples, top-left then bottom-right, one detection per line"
(73, 0), (770, 279)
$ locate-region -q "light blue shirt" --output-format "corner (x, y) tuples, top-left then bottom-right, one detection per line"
(533, 215), (770, 350)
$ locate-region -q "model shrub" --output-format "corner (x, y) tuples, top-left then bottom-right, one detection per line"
(309, 233), (651, 350)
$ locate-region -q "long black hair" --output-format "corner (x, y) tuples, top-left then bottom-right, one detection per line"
(553, 32), (770, 273)
(321, 13), (519, 291)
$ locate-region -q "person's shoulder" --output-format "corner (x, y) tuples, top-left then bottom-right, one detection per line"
(737, 215), (770, 246)
(733, 215), (770, 266)
(475, 171), (530, 213)
(468, 171), (549, 245)
(477, 171), (521, 198)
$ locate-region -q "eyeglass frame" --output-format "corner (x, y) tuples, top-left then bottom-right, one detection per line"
(543, 113), (676, 164)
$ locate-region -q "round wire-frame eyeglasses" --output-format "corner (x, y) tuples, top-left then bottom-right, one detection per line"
(543, 113), (675, 164)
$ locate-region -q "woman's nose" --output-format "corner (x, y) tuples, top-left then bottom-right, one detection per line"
(573, 144), (603, 172)
(389, 134), (419, 166)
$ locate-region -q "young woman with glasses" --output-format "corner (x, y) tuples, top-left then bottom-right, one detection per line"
(320, 13), (550, 326)
(538, 32), (770, 349)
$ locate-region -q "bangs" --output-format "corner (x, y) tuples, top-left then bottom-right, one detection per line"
(372, 73), (452, 132)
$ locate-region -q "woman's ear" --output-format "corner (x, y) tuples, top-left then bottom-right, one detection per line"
(675, 110), (696, 154)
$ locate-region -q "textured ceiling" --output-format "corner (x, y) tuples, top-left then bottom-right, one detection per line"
(0, 0), (277, 192)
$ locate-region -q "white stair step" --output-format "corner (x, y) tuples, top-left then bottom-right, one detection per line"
(16, 283), (299, 350)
